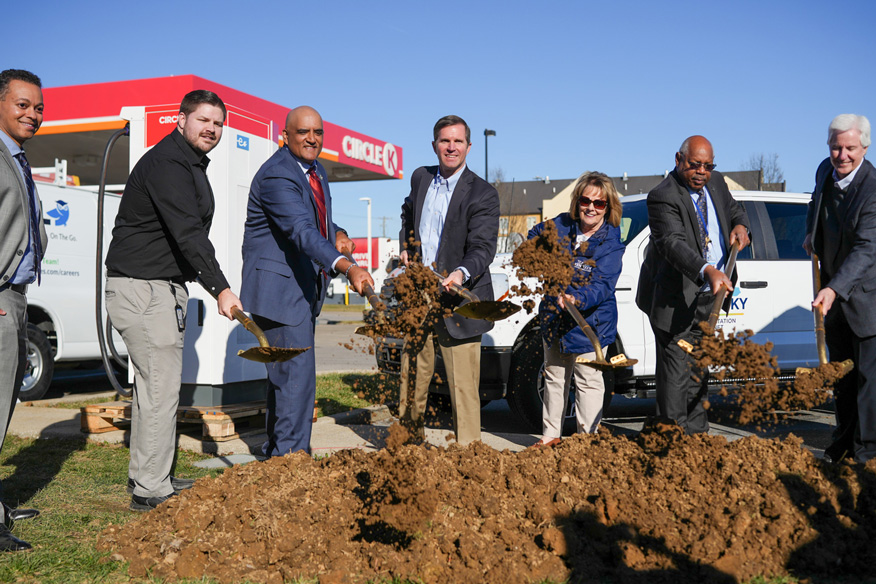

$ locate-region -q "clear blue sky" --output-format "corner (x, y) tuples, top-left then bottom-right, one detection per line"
(19, 0), (876, 239)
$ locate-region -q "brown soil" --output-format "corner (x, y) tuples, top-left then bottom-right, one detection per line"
(510, 219), (576, 308)
(101, 424), (876, 584)
(695, 327), (851, 426)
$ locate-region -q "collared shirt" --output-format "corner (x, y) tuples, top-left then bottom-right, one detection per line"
(833, 159), (864, 191)
(288, 146), (342, 271)
(1, 131), (40, 284)
(689, 185), (726, 289)
(105, 129), (230, 294)
(419, 165), (469, 280)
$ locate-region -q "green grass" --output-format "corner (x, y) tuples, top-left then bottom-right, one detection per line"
(315, 372), (397, 417)
(47, 396), (117, 410)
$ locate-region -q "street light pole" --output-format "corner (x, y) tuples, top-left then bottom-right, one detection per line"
(359, 197), (372, 277)
(484, 129), (496, 183)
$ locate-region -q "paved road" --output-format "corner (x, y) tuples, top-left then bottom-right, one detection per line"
(41, 319), (837, 457)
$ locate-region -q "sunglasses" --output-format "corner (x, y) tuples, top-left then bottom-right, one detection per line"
(685, 161), (717, 171)
(578, 196), (607, 210)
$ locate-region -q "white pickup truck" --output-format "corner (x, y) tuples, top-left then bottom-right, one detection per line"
(375, 191), (820, 432)
(20, 182), (124, 401)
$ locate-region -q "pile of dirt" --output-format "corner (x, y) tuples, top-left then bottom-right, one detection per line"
(510, 219), (576, 312)
(695, 327), (851, 425)
(100, 426), (876, 584)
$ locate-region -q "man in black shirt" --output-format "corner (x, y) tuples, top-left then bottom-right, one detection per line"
(105, 90), (242, 511)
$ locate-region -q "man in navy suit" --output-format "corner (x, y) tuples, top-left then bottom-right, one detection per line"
(241, 106), (373, 456)
(398, 115), (500, 445)
(803, 114), (876, 464)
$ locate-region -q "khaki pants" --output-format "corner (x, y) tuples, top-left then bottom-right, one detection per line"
(106, 277), (187, 498)
(399, 331), (482, 445)
(542, 340), (605, 438)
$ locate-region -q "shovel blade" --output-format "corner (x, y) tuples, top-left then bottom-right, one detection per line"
(237, 346), (310, 363)
(355, 325), (375, 336)
(454, 301), (521, 322)
(575, 354), (639, 371)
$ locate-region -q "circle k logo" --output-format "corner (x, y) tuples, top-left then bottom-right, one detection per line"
(383, 143), (398, 177)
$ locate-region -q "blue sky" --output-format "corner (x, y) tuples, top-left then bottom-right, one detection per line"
(20, 0), (876, 238)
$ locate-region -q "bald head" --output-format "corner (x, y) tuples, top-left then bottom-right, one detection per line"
(675, 135), (715, 191)
(283, 106), (324, 163)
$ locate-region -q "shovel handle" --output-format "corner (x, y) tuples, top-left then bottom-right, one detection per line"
(565, 302), (606, 363)
(706, 242), (740, 331)
(429, 269), (480, 303)
(231, 306), (270, 348)
(811, 254), (829, 366)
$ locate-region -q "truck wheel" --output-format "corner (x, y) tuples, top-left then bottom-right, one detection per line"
(19, 324), (54, 402)
(507, 329), (547, 433)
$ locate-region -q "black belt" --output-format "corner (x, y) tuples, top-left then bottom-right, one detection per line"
(0, 282), (28, 294)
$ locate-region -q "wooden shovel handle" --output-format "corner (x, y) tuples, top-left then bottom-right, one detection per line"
(706, 242), (740, 331)
(231, 306), (270, 348)
(565, 302), (606, 363)
(811, 254), (829, 366)
(429, 269), (480, 303)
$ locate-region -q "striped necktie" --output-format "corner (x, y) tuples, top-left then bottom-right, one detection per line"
(307, 166), (328, 238)
(695, 189), (708, 259)
(14, 152), (42, 284)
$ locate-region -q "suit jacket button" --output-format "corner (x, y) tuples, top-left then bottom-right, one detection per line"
(17, 250), (23, 256)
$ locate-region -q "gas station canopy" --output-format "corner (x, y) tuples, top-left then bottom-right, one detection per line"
(28, 75), (403, 186)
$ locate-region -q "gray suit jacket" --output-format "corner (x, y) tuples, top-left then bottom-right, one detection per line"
(636, 169), (749, 333)
(400, 165), (500, 340)
(0, 138), (47, 285)
(806, 158), (876, 337)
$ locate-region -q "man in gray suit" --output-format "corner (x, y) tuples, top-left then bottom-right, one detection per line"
(803, 114), (876, 464)
(0, 69), (48, 552)
(636, 135), (749, 434)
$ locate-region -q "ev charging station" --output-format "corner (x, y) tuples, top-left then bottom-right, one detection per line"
(28, 75), (404, 406)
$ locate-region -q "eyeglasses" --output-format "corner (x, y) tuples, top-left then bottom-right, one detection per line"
(684, 160), (717, 171)
(578, 196), (607, 210)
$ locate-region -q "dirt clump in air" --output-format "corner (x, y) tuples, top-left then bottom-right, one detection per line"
(510, 219), (575, 307)
(100, 426), (876, 584)
(694, 326), (851, 425)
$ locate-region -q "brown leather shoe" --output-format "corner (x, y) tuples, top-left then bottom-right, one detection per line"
(528, 437), (562, 449)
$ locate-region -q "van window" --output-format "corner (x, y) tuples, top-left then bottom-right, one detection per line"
(764, 203), (808, 260)
(619, 199), (649, 246)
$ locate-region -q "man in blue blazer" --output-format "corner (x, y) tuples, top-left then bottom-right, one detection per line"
(241, 106), (372, 456)
(803, 114), (876, 464)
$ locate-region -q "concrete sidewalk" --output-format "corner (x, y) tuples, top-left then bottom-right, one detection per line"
(8, 391), (535, 467)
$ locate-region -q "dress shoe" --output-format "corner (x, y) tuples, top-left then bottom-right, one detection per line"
(528, 437), (562, 449)
(130, 492), (176, 512)
(127, 476), (196, 495)
(0, 525), (31, 552)
(822, 445), (851, 464)
(2, 502), (40, 531)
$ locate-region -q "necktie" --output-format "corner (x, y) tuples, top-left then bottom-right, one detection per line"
(307, 166), (328, 238)
(695, 189), (708, 259)
(14, 152), (42, 284)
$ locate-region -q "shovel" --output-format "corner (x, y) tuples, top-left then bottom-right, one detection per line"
(354, 282), (384, 336)
(231, 307), (310, 363)
(564, 301), (638, 371)
(430, 270), (521, 322)
(795, 254), (854, 377)
(678, 241), (739, 353)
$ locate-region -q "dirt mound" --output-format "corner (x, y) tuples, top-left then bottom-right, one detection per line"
(695, 327), (850, 425)
(100, 427), (876, 584)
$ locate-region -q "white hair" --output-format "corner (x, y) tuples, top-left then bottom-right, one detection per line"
(828, 114), (871, 148)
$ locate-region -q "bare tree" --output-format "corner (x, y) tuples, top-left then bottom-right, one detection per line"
(744, 153), (785, 190)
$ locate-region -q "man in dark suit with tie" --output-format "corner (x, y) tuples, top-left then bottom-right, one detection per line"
(398, 115), (500, 445)
(636, 135), (750, 434)
(0, 68), (48, 551)
(241, 106), (373, 456)
(803, 114), (876, 464)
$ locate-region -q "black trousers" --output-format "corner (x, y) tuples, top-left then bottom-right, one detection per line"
(651, 293), (713, 434)
(824, 307), (876, 463)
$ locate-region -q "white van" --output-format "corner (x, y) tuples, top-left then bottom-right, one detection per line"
(375, 191), (819, 431)
(21, 182), (124, 400)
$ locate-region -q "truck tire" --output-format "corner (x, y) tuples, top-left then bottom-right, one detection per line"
(507, 329), (613, 434)
(20, 324), (54, 402)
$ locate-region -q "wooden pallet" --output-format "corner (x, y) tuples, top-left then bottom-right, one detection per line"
(81, 400), (318, 442)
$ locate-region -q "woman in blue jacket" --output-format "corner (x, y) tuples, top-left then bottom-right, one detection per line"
(528, 171), (624, 446)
